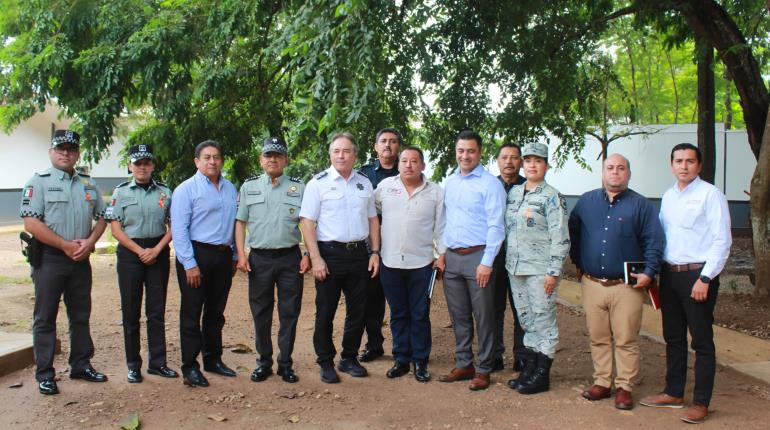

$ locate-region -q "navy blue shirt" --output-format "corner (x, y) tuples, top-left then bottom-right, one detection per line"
(568, 188), (664, 280)
(359, 159), (398, 189)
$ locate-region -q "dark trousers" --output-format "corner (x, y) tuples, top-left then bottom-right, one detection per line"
(116, 237), (170, 371)
(380, 263), (433, 364)
(313, 242), (368, 364)
(176, 243), (233, 373)
(32, 250), (94, 381)
(661, 267), (719, 406)
(248, 247), (303, 368)
(493, 251), (524, 359)
(362, 274), (386, 353)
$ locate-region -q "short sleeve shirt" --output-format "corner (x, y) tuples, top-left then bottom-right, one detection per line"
(105, 178), (172, 239)
(236, 174), (305, 249)
(299, 167), (376, 242)
(19, 167), (106, 241)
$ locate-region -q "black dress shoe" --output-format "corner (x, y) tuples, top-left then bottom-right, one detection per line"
(147, 366), (179, 378)
(414, 362), (431, 383)
(386, 361), (410, 379)
(277, 366), (299, 383)
(358, 349), (384, 362)
(491, 357), (505, 372)
(38, 378), (59, 395)
(70, 366), (108, 382)
(320, 362), (340, 384)
(127, 369), (143, 383)
(250, 365), (273, 382)
(183, 369), (210, 387)
(338, 358), (368, 377)
(203, 361), (236, 377)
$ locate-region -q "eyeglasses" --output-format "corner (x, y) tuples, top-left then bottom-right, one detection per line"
(53, 146), (79, 155)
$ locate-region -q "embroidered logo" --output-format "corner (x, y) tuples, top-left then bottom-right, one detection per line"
(159, 192), (166, 209)
(23, 186), (33, 198)
(356, 182), (364, 190)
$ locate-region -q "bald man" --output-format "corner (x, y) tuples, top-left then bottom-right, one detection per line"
(568, 154), (664, 410)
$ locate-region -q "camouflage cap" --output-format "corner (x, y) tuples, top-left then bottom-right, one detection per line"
(521, 142), (548, 160)
(262, 137), (288, 156)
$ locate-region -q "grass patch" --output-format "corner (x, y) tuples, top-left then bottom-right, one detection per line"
(0, 275), (32, 285)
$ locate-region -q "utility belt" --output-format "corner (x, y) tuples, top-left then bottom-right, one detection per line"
(20, 232), (42, 267)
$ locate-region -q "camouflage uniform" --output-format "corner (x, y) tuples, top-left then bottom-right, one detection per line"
(504, 181), (570, 358)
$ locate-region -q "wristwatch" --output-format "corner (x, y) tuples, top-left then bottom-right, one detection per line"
(699, 275), (711, 284)
(303, 251), (310, 257)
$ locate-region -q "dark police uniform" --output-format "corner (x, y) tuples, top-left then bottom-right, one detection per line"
(237, 170), (305, 373)
(358, 159), (398, 358)
(104, 145), (174, 375)
(19, 130), (107, 388)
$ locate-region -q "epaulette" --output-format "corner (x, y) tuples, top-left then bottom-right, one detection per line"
(115, 181), (130, 188)
(244, 174), (262, 182)
(37, 171), (51, 177)
(289, 176), (302, 183)
(314, 171), (329, 180)
(356, 169), (369, 179)
(78, 172), (91, 177)
(154, 180), (168, 187)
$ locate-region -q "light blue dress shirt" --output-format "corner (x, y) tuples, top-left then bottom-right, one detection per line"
(171, 171), (238, 270)
(443, 164), (506, 267)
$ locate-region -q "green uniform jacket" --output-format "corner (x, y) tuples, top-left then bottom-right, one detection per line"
(104, 178), (172, 239)
(236, 174), (305, 249)
(19, 167), (106, 240)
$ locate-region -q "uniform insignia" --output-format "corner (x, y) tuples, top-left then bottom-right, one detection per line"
(37, 171), (51, 177)
(85, 191), (92, 202)
(80, 177), (90, 186)
(105, 206), (114, 217)
(526, 217), (535, 227)
(286, 191), (300, 197)
(357, 169), (369, 179)
(159, 192), (166, 209)
(116, 181), (130, 188)
(47, 187), (63, 192)
(289, 176), (301, 183)
(314, 171), (329, 180)
(111, 198), (116, 206)
(289, 185), (298, 192)
(22, 198), (30, 205)
(23, 186), (33, 198)
(245, 175), (262, 182)
(356, 182), (364, 190)
(247, 190), (262, 195)
(289, 208), (295, 215)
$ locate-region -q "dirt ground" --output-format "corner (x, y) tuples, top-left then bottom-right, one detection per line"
(1, 231), (769, 429)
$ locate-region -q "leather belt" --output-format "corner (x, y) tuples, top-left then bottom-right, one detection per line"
(191, 240), (231, 252)
(584, 273), (624, 287)
(448, 245), (485, 256)
(318, 240), (366, 250)
(664, 262), (705, 273)
(251, 245), (299, 257)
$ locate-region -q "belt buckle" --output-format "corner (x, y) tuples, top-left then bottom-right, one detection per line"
(345, 242), (356, 250)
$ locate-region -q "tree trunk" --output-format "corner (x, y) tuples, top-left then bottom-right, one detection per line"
(750, 108), (770, 298)
(666, 50), (680, 123)
(723, 68), (733, 130)
(678, 0), (768, 158)
(697, 36), (716, 184)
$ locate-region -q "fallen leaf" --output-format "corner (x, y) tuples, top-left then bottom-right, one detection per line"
(288, 415), (300, 423)
(120, 412), (140, 430)
(208, 414), (227, 422)
(230, 343), (253, 354)
(8, 381), (23, 388)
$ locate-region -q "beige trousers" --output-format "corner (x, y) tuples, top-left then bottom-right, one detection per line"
(581, 276), (645, 391)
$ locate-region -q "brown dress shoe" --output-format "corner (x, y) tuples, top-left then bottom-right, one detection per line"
(582, 384), (611, 401)
(615, 387), (633, 410)
(639, 392), (684, 409)
(680, 404), (708, 424)
(469, 373), (490, 391)
(439, 367), (475, 383)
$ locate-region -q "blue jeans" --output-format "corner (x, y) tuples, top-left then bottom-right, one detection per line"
(380, 263), (434, 364)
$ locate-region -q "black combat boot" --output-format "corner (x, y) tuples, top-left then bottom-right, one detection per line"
(507, 348), (537, 390)
(516, 352), (553, 395)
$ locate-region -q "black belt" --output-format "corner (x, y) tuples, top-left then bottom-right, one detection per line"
(251, 245), (299, 257)
(129, 236), (165, 247)
(318, 240), (366, 250)
(191, 240), (231, 252)
(41, 244), (66, 255)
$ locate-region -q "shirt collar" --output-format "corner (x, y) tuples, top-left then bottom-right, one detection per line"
(395, 174), (427, 192)
(129, 178), (157, 189)
(456, 164), (484, 178)
(265, 174), (286, 187)
(375, 159), (398, 173)
(602, 187), (627, 203)
(50, 166), (79, 180)
(672, 176), (702, 195)
(195, 170), (223, 184)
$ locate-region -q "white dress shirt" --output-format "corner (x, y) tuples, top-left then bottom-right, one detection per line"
(659, 176), (732, 278)
(375, 175), (446, 269)
(299, 167), (376, 242)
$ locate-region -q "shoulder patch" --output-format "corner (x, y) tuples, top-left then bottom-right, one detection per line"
(356, 169), (369, 179)
(244, 174), (262, 182)
(314, 171), (329, 180)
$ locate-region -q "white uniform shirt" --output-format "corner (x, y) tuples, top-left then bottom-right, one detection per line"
(299, 167), (376, 242)
(375, 175), (447, 269)
(659, 176), (732, 278)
